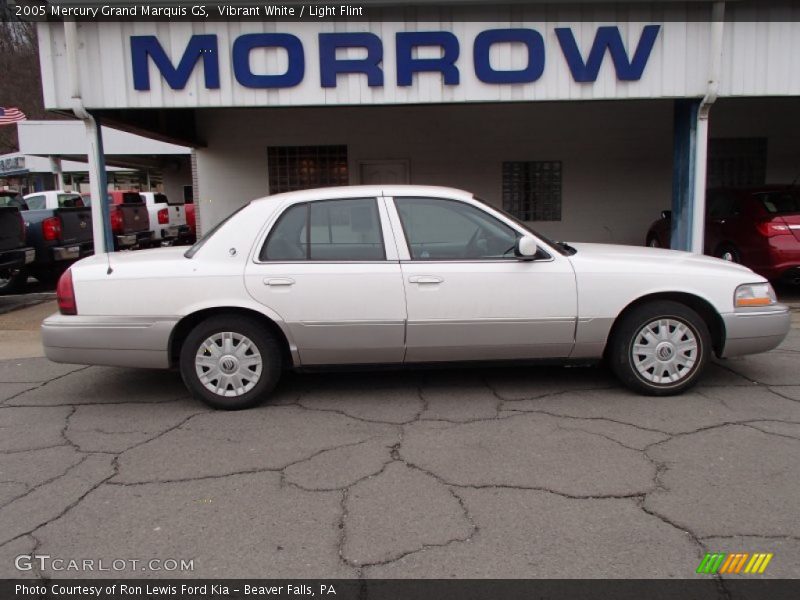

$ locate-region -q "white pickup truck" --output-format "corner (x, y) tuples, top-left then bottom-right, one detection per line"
(139, 192), (191, 245)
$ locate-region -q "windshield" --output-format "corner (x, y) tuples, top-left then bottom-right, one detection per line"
(475, 197), (573, 256)
(184, 204), (247, 258)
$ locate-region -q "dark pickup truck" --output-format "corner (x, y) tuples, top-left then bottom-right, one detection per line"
(84, 191), (154, 250)
(13, 191), (95, 290)
(0, 194), (36, 294)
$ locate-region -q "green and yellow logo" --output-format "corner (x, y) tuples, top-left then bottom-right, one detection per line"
(696, 552), (773, 575)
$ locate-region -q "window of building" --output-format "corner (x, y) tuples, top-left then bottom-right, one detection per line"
(708, 138), (767, 188)
(261, 198), (384, 261)
(395, 197), (518, 260)
(502, 161), (562, 221)
(267, 145), (348, 194)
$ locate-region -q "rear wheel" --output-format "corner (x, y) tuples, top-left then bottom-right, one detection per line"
(647, 236), (661, 248)
(608, 301), (711, 396)
(179, 315), (282, 410)
(0, 267), (27, 295)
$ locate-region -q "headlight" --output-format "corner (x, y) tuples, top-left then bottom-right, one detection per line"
(734, 283), (777, 308)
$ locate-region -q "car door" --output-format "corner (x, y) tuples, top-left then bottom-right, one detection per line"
(387, 195), (577, 362)
(244, 196), (406, 365)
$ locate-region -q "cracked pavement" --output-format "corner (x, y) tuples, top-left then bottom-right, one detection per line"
(0, 326), (799, 580)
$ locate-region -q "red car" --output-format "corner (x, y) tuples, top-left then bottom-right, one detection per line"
(646, 186), (800, 283)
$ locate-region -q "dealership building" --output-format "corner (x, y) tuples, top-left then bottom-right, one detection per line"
(35, 0), (800, 252)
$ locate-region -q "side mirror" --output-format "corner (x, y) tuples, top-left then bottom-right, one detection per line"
(515, 235), (539, 259)
(661, 210), (672, 220)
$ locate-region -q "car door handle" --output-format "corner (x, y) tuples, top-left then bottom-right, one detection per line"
(264, 277), (295, 286)
(408, 276), (443, 284)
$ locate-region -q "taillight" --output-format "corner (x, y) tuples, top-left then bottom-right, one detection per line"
(42, 216), (62, 241)
(756, 220), (791, 237)
(157, 207), (169, 224)
(110, 209), (123, 233)
(56, 269), (77, 315)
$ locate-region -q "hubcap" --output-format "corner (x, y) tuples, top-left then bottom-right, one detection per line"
(195, 331), (262, 397)
(721, 251), (735, 262)
(631, 318), (699, 385)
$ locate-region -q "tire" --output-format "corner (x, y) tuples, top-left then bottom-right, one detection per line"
(715, 244), (741, 263)
(608, 300), (711, 396)
(179, 315), (282, 410)
(0, 267), (27, 295)
(647, 236), (660, 248)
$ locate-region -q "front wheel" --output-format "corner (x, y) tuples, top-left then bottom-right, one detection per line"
(179, 315), (282, 409)
(608, 301), (711, 396)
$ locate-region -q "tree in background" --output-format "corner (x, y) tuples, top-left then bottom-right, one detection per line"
(0, 22), (65, 154)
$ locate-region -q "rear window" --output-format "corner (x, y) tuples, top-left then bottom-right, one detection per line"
(121, 192), (142, 204)
(757, 190), (800, 215)
(57, 194), (84, 208)
(0, 193), (23, 208)
(158, 193), (183, 206)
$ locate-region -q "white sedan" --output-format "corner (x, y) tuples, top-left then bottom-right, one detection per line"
(43, 185), (790, 409)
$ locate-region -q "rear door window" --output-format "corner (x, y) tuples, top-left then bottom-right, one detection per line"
(261, 198), (385, 261)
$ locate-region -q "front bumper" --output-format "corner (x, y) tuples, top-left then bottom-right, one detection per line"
(42, 313), (178, 369)
(720, 304), (791, 358)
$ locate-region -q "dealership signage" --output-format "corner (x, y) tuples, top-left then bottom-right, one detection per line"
(131, 25), (661, 91)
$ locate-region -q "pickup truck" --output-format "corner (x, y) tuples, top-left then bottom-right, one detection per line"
(85, 191), (154, 250)
(0, 192), (37, 294)
(139, 191), (191, 245)
(7, 190), (93, 289)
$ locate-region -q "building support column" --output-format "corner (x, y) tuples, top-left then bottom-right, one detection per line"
(671, 99), (700, 252)
(84, 114), (114, 254)
(49, 156), (64, 190)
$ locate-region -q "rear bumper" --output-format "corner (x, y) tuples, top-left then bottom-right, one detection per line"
(116, 231), (154, 249)
(42, 313), (178, 369)
(51, 242), (93, 262)
(720, 305), (791, 358)
(0, 247), (35, 269)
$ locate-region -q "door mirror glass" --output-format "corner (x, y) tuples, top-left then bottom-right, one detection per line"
(515, 235), (539, 259)
(661, 210), (672, 220)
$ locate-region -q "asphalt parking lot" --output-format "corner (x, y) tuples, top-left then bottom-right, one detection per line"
(0, 299), (798, 580)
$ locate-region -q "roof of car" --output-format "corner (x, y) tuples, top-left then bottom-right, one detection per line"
(251, 185), (474, 205)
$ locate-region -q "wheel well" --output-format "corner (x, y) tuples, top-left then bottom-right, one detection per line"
(168, 307), (293, 368)
(605, 292), (726, 357)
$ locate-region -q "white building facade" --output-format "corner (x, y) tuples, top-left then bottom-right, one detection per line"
(35, 1), (800, 247)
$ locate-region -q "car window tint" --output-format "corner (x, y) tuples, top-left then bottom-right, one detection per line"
(262, 199), (385, 261)
(25, 195), (46, 210)
(261, 204), (308, 261)
(309, 199), (384, 260)
(757, 191), (800, 215)
(395, 197), (518, 260)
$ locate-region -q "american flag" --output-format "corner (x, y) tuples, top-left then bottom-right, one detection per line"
(0, 107), (27, 126)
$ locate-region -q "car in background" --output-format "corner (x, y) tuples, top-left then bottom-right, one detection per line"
(43, 185), (789, 410)
(86, 191), (154, 251)
(1, 190), (94, 293)
(140, 191), (191, 245)
(0, 192), (35, 294)
(184, 197), (197, 242)
(646, 186), (800, 284)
